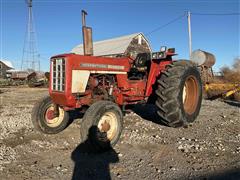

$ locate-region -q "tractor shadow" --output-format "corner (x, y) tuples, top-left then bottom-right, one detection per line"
(69, 110), (84, 121)
(67, 108), (86, 127)
(71, 126), (119, 180)
(128, 103), (167, 126)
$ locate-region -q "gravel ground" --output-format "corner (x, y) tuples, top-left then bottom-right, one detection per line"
(0, 87), (239, 179)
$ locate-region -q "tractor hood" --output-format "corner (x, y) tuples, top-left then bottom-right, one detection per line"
(49, 53), (131, 108)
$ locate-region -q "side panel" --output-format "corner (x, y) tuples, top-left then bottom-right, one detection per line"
(115, 74), (147, 105)
(71, 70), (90, 93)
(68, 54), (130, 72)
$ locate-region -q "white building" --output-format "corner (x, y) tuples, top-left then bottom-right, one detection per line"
(0, 60), (14, 78)
(71, 32), (152, 58)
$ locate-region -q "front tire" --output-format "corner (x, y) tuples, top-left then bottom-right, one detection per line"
(155, 60), (202, 127)
(80, 101), (123, 152)
(31, 96), (70, 134)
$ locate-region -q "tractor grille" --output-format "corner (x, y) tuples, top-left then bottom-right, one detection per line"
(51, 58), (65, 91)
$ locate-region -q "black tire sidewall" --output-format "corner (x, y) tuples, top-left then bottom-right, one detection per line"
(32, 96), (69, 134)
(80, 101), (123, 151)
(155, 60), (203, 127)
(92, 104), (122, 147)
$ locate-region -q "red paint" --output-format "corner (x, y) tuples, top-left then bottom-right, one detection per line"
(45, 109), (54, 120)
(145, 60), (171, 96)
(49, 53), (173, 109)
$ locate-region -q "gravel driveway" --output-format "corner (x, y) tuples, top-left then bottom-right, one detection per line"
(0, 87), (239, 179)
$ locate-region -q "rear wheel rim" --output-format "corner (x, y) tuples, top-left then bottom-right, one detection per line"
(44, 106), (65, 128)
(183, 76), (199, 115)
(97, 112), (118, 141)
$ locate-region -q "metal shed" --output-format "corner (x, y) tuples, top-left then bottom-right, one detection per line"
(0, 60), (14, 78)
(71, 32), (152, 58)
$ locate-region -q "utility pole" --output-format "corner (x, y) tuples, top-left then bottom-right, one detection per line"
(187, 11), (192, 58)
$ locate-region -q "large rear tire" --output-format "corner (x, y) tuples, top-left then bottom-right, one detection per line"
(155, 60), (202, 127)
(80, 101), (123, 152)
(31, 96), (70, 134)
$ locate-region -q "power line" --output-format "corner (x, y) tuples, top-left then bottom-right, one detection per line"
(146, 13), (186, 36)
(78, 11), (238, 56)
(95, 13), (187, 54)
(192, 12), (240, 16)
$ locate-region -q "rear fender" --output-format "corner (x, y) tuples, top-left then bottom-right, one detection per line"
(145, 60), (171, 96)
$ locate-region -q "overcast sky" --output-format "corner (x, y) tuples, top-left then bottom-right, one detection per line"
(0, 0), (239, 71)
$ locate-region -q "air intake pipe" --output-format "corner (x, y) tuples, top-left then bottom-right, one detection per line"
(82, 10), (93, 56)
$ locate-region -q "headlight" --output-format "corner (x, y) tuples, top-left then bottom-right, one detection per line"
(152, 53), (158, 59)
(159, 52), (165, 58)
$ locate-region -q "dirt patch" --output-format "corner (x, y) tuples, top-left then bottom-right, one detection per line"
(0, 87), (239, 179)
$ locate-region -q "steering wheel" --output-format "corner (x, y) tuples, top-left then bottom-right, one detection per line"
(134, 53), (149, 67)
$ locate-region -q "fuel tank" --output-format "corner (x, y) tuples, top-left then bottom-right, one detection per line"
(190, 50), (216, 68)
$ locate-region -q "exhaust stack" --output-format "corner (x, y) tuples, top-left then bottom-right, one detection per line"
(82, 10), (93, 56)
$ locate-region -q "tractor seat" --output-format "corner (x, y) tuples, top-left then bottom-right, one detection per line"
(128, 53), (151, 80)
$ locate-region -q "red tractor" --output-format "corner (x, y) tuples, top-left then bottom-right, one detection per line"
(32, 11), (202, 152)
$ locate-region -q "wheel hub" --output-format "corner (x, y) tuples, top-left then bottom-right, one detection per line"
(46, 109), (55, 120)
(101, 121), (111, 132)
(45, 106), (65, 127)
(182, 75), (199, 115)
(183, 85), (187, 103)
(98, 112), (118, 141)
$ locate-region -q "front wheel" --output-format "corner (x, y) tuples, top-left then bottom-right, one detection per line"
(31, 96), (70, 134)
(155, 60), (202, 127)
(80, 101), (123, 152)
